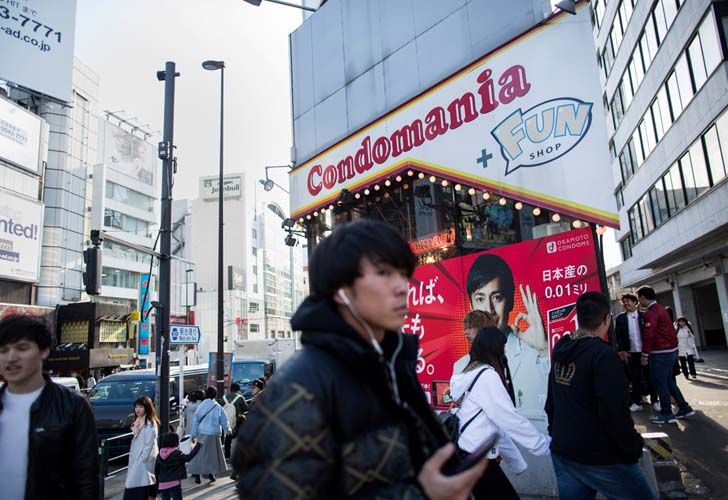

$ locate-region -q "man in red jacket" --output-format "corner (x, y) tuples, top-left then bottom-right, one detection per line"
(637, 286), (695, 424)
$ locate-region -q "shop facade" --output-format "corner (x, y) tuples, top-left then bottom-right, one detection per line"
(287, 1), (616, 496)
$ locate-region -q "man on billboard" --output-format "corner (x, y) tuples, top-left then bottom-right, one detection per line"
(466, 254), (549, 418)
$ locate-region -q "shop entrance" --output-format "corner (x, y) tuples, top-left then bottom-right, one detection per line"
(693, 282), (726, 348)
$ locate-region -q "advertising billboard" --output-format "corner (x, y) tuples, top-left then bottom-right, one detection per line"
(290, 5), (618, 228)
(0, 97), (43, 174)
(0, 0), (76, 102)
(0, 189), (43, 282)
(100, 120), (156, 186)
(199, 174), (244, 201)
(406, 227), (601, 419)
(138, 273), (152, 355)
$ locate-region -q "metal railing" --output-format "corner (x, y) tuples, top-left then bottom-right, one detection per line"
(98, 418), (180, 500)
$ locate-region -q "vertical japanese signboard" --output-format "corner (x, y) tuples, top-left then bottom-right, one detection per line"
(405, 227), (601, 418)
(139, 273), (151, 355)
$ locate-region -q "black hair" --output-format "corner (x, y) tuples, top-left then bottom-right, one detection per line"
(620, 293), (638, 303)
(134, 395), (160, 427)
(469, 327), (508, 389)
(576, 292), (611, 331)
(636, 286), (656, 301)
(230, 382), (240, 392)
(205, 386), (217, 399)
(0, 314), (54, 350)
(308, 219), (416, 299)
(466, 254), (515, 312)
(252, 378), (266, 391)
(160, 432), (179, 448)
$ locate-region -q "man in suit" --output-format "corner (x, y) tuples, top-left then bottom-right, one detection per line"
(614, 293), (656, 412)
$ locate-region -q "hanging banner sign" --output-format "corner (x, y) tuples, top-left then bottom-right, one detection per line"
(290, 4), (618, 228)
(405, 227), (602, 419)
(138, 273), (151, 355)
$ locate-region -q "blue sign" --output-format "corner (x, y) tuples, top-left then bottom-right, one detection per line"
(170, 325), (201, 345)
(139, 273), (151, 355)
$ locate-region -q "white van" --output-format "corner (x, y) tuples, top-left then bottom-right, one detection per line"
(51, 376), (81, 393)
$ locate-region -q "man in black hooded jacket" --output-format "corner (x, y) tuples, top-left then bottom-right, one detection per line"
(545, 292), (656, 500)
(233, 219), (486, 499)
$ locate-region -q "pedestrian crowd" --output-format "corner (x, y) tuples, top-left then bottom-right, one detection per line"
(0, 219), (701, 500)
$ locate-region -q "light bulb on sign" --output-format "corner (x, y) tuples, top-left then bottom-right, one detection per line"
(468, 187), (475, 195)
(573, 220), (582, 228)
(533, 207), (541, 216)
(454, 184), (462, 191)
(499, 197), (507, 206)
(418, 172), (425, 179)
(364, 189), (370, 195)
(429, 175), (437, 183)
(514, 202), (523, 210)
(552, 213), (561, 222)
(374, 184), (381, 191)
(407, 170), (414, 177)
(354, 193), (361, 199)
(441, 180), (449, 187)
(395, 175), (402, 182)
(483, 192), (490, 200)
(385, 179), (392, 187)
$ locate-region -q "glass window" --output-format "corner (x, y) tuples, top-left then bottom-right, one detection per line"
(662, 0), (679, 28)
(630, 205), (643, 241)
(688, 35), (708, 90)
(666, 71), (682, 118)
(664, 163), (686, 213)
(651, 99), (665, 141)
(653, 178), (670, 222)
(654, 2), (669, 42)
(642, 17), (659, 67)
(657, 85), (673, 136)
(689, 141), (711, 196)
(619, 150), (632, 182)
(674, 53), (694, 111)
(712, 115), (728, 183)
(640, 114), (656, 157)
(632, 128), (645, 165)
(639, 195), (655, 235)
(631, 49), (645, 88)
(621, 236), (633, 260)
(703, 120), (728, 185)
(699, 13), (723, 78)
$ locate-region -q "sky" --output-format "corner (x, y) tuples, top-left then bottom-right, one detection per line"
(75, 0), (304, 213)
(74, 0), (622, 269)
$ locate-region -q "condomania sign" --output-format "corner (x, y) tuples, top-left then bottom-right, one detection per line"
(289, 5), (618, 228)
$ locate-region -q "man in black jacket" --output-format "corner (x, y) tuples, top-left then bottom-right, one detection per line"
(545, 292), (656, 500)
(233, 219), (486, 499)
(0, 314), (98, 500)
(614, 293), (657, 412)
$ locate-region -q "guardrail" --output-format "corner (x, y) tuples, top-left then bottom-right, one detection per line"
(98, 418), (180, 500)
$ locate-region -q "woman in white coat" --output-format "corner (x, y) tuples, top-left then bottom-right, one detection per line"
(676, 316), (698, 379)
(450, 326), (551, 499)
(124, 395), (159, 500)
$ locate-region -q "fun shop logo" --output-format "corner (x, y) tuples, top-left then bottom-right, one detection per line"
(491, 97), (593, 175)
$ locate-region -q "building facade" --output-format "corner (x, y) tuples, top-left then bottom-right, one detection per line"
(595, 0), (728, 348)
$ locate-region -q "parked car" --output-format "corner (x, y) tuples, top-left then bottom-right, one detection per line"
(51, 376), (81, 393)
(88, 364), (207, 455)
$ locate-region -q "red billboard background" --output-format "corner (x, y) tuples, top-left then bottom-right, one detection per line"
(404, 227), (601, 410)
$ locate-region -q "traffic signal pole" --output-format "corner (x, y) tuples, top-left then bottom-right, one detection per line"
(156, 62), (179, 432)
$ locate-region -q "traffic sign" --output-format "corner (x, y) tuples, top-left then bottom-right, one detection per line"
(170, 325), (201, 345)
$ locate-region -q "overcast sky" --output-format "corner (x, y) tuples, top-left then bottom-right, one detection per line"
(75, 0), (302, 213)
(74, 0), (621, 269)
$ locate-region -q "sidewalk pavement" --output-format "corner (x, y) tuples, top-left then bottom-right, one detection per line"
(694, 348), (728, 381)
(105, 472), (238, 499)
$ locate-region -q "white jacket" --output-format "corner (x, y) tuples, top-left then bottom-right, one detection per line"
(676, 326), (698, 357)
(125, 422), (158, 488)
(450, 364), (550, 474)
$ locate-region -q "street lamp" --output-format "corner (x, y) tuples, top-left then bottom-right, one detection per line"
(243, 0), (318, 12)
(202, 59), (226, 397)
(259, 165), (291, 193)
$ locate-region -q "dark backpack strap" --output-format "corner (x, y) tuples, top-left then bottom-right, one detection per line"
(458, 367), (491, 435)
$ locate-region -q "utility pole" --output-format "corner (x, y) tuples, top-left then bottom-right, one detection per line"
(156, 61), (179, 432)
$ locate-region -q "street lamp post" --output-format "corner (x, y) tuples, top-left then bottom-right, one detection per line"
(203, 59), (226, 397)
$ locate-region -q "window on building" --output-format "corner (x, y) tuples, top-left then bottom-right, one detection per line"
(105, 182), (155, 212)
(674, 53), (695, 109)
(628, 205), (643, 242)
(249, 324), (260, 333)
(620, 236), (633, 260)
(681, 143), (711, 202)
(101, 267), (140, 289)
(638, 194), (655, 235)
(663, 162), (686, 214)
(708, 119), (728, 184)
(652, 179), (670, 224)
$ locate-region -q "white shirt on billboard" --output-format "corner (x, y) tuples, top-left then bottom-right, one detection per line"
(505, 330), (549, 420)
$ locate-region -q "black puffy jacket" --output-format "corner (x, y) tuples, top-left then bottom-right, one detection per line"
(0, 376), (99, 500)
(233, 296), (448, 499)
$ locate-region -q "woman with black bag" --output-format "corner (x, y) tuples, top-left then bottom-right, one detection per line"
(450, 327), (550, 499)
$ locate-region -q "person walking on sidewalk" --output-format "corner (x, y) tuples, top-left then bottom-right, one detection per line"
(675, 316), (698, 380)
(188, 386), (230, 484)
(637, 286), (696, 424)
(233, 219), (487, 500)
(124, 395), (159, 500)
(615, 293), (658, 412)
(154, 432), (202, 500)
(546, 292), (656, 500)
(0, 314), (98, 500)
(218, 382), (247, 459)
(450, 326), (550, 499)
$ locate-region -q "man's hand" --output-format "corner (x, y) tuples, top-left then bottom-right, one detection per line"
(512, 284), (548, 357)
(641, 355), (649, 366)
(618, 351), (629, 363)
(418, 443), (487, 500)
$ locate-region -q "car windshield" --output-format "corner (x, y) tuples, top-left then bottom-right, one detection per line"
(232, 362), (264, 384)
(87, 380), (156, 403)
